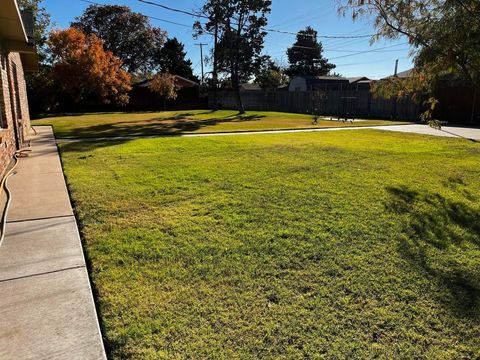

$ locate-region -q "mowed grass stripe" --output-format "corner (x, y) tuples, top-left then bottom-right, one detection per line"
(58, 130), (480, 359)
(34, 110), (411, 139)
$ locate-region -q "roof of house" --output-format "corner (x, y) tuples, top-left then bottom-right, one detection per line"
(294, 75), (350, 85)
(0, 0), (28, 43)
(240, 83), (262, 91)
(174, 75), (199, 88)
(382, 68), (414, 80)
(136, 75), (199, 89)
(0, 1), (38, 72)
(308, 75), (348, 81)
(396, 69), (413, 78)
(346, 76), (370, 84)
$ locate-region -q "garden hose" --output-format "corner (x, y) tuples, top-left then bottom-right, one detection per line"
(0, 146), (33, 249)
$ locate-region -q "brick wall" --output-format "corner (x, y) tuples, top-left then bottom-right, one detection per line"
(0, 51), (32, 177)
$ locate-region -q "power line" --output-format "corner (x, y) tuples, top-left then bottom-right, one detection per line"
(335, 56), (410, 68)
(270, 5), (335, 29)
(266, 39), (410, 53)
(270, 4), (332, 28)
(138, 0), (208, 19)
(79, 0), (411, 69)
(329, 42), (409, 60)
(263, 28), (374, 39)
(138, 0), (378, 39)
(79, 0), (193, 28)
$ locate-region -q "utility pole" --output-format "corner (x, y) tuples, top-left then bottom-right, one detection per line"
(195, 43), (208, 85)
(212, 22), (219, 108)
(393, 59), (399, 120)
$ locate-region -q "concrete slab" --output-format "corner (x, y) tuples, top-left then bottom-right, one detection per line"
(0, 126), (106, 359)
(0, 217), (84, 281)
(0, 268), (105, 360)
(375, 124), (457, 137)
(14, 147), (63, 175)
(440, 126), (480, 140)
(7, 171), (74, 221)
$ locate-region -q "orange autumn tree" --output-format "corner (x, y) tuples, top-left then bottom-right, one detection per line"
(49, 27), (131, 107)
(148, 72), (177, 110)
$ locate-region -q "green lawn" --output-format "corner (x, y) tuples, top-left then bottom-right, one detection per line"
(33, 110), (410, 138)
(58, 129), (480, 359)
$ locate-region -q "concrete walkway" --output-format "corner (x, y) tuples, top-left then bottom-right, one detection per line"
(0, 127), (106, 359)
(55, 124), (480, 142)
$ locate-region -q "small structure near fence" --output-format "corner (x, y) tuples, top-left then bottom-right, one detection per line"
(210, 89), (420, 121)
(129, 75), (206, 111)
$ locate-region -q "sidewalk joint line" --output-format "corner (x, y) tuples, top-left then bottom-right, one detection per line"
(6, 214), (75, 224)
(0, 265), (86, 284)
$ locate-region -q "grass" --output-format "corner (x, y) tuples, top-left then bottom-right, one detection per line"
(58, 129), (480, 359)
(33, 110), (411, 138)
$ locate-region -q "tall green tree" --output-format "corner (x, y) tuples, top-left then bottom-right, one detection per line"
(72, 5), (166, 74)
(285, 26), (336, 78)
(256, 57), (288, 91)
(157, 38), (197, 81)
(195, 0), (272, 113)
(341, 0), (480, 124)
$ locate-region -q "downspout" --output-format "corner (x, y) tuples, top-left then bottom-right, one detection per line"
(5, 57), (21, 150)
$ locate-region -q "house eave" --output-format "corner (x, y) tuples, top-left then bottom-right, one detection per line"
(0, 0), (29, 45)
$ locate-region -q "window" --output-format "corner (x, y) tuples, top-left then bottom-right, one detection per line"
(11, 62), (22, 119)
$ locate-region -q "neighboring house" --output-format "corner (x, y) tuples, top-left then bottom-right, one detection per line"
(382, 69), (413, 80)
(347, 77), (374, 90)
(129, 75), (202, 110)
(134, 75), (199, 90)
(240, 83), (262, 92)
(289, 76), (350, 92)
(240, 83), (289, 92)
(0, 0), (37, 176)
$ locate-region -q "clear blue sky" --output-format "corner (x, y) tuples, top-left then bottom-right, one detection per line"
(43, 0), (413, 79)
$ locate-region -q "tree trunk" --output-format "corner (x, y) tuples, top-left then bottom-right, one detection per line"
(232, 72), (245, 114)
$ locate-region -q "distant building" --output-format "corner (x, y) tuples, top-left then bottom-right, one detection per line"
(289, 76), (350, 92)
(240, 83), (262, 92)
(289, 75), (375, 92)
(346, 77), (374, 90)
(129, 75), (202, 110)
(135, 75), (199, 90)
(382, 69), (413, 80)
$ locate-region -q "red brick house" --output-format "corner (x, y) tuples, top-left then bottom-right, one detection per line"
(0, 0), (37, 176)
(129, 75), (203, 110)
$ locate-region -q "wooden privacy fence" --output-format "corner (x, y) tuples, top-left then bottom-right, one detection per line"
(210, 90), (420, 121)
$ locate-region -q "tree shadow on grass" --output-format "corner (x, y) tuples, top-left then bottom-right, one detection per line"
(57, 113), (266, 140)
(58, 139), (133, 155)
(386, 185), (480, 317)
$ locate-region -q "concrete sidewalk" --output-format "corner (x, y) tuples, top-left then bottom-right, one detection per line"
(0, 127), (106, 359)
(55, 124), (480, 142)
